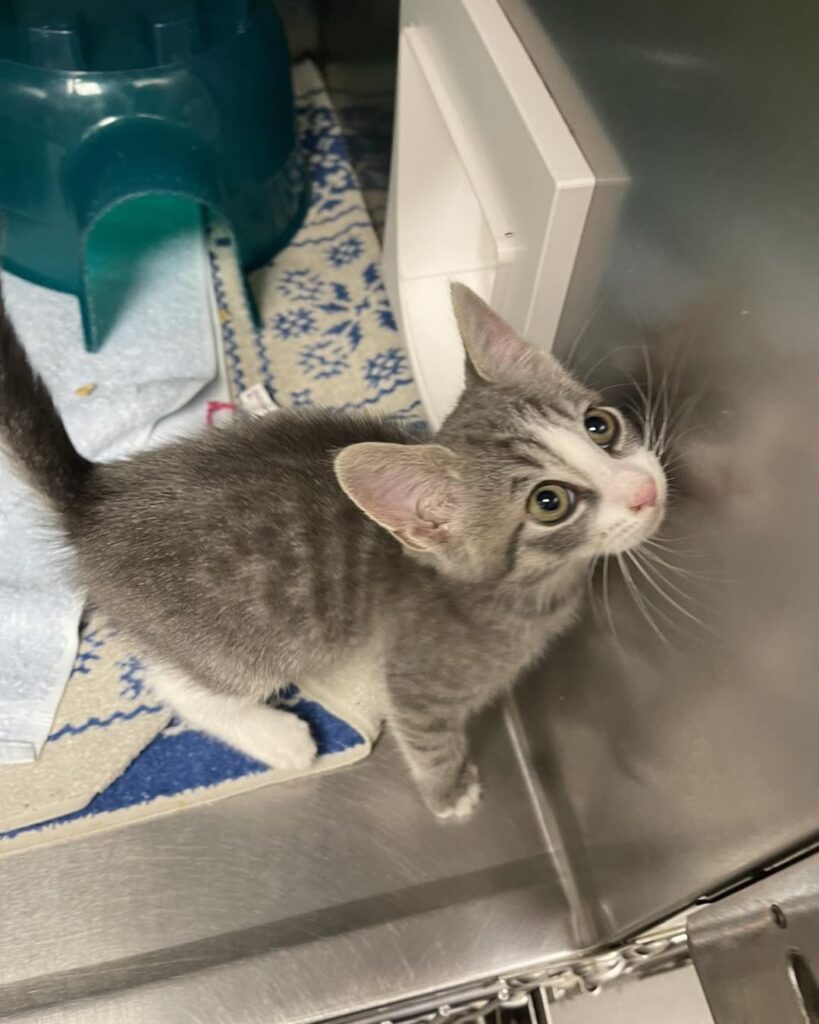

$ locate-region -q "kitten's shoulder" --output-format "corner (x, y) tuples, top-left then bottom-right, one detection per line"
(92, 407), (423, 498)
(236, 406), (423, 454)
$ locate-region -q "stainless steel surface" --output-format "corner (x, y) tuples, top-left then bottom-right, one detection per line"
(500, 0), (819, 941)
(5, 2), (819, 1020)
(689, 852), (819, 1024)
(0, 721), (581, 1022)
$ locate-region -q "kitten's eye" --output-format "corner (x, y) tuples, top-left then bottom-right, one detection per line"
(527, 482), (575, 524)
(584, 407), (619, 448)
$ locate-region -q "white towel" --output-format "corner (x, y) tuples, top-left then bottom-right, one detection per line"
(0, 197), (216, 762)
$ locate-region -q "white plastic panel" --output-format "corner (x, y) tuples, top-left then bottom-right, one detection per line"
(383, 0), (595, 426)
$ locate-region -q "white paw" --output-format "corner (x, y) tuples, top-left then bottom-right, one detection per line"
(433, 769), (483, 822)
(265, 714), (318, 771)
(240, 712), (318, 771)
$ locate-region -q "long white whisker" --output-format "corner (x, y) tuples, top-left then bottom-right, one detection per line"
(638, 546), (724, 601)
(565, 294), (607, 370)
(632, 548), (700, 602)
(653, 374), (677, 459)
(657, 451), (688, 472)
(666, 425), (700, 453)
(658, 341), (680, 454)
(639, 546), (717, 581)
(601, 555), (620, 644)
(644, 543), (702, 563)
(649, 530), (699, 544)
(659, 393), (702, 454)
(656, 342), (696, 461)
(597, 380), (646, 395)
(641, 345), (658, 449)
(581, 344), (648, 388)
(616, 553), (673, 646)
(585, 555), (601, 623)
(627, 551), (709, 629)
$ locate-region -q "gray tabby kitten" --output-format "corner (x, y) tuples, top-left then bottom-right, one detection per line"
(0, 284), (665, 819)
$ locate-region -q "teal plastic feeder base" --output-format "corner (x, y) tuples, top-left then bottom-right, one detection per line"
(0, 0), (309, 351)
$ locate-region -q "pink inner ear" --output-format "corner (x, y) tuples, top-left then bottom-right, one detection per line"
(488, 333), (542, 379)
(472, 326), (555, 387)
(451, 282), (559, 386)
(362, 459), (426, 529)
(335, 443), (459, 549)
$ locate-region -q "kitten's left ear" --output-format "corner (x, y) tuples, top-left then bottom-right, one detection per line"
(451, 282), (567, 389)
(334, 442), (462, 551)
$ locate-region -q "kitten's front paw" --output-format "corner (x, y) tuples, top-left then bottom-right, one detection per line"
(265, 714), (318, 772)
(431, 763), (482, 822)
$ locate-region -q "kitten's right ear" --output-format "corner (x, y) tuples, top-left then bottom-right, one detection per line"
(450, 282), (565, 388)
(334, 442), (462, 552)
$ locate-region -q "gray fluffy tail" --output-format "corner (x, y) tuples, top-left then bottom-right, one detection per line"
(0, 285), (93, 510)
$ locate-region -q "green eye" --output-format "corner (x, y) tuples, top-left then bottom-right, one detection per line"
(527, 482), (575, 524)
(584, 407), (619, 447)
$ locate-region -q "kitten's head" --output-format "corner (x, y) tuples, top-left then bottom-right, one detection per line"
(335, 285), (666, 586)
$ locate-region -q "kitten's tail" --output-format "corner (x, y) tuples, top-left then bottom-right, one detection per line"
(0, 285), (94, 510)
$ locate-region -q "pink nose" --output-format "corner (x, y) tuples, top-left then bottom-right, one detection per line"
(629, 478), (658, 512)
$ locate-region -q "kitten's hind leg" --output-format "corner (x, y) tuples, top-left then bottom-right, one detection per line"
(152, 665), (317, 771)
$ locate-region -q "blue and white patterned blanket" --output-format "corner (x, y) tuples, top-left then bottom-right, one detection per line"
(0, 61), (422, 852)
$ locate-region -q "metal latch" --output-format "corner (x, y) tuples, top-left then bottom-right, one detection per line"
(689, 850), (819, 1023)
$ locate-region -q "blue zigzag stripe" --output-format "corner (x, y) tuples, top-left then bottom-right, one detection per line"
(388, 399), (424, 417)
(287, 222), (374, 247)
(207, 248), (246, 394)
(294, 86), (329, 101)
(49, 704), (166, 742)
(309, 204), (369, 228)
(223, 321), (246, 396)
(331, 378), (414, 412)
(250, 326), (276, 397)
